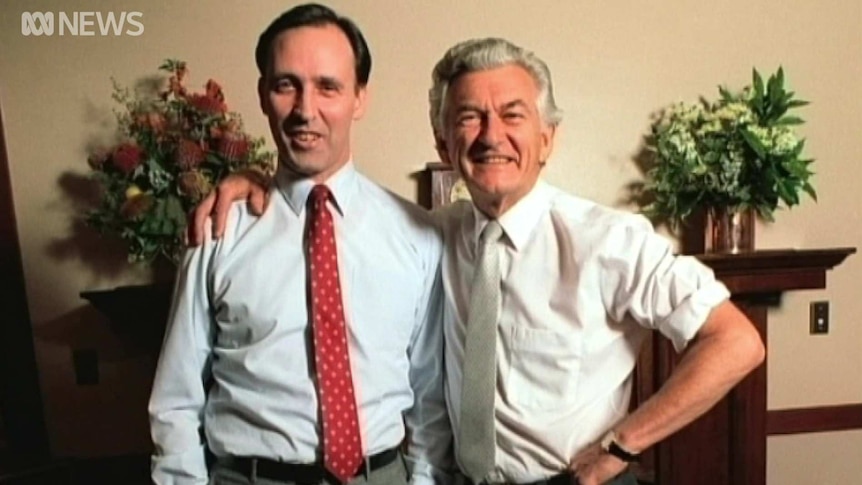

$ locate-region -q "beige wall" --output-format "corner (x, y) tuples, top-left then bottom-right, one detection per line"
(1, 0), (860, 482)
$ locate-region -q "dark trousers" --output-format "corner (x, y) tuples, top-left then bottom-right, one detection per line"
(466, 469), (639, 485)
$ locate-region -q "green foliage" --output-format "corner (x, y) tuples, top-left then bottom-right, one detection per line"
(642, 67), (816, 228)
(86, 59), (275, 265)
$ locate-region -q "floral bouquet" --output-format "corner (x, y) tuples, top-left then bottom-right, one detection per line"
(86, 59), (274, 264)
(642, 67), (816, 228)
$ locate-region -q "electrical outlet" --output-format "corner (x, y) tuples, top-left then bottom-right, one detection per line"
(810, 301), (829, 335)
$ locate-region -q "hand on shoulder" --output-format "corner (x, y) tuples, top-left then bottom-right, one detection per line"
(188, 169), (272, 246)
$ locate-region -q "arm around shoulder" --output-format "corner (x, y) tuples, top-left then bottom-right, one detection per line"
(404, 249), (454, 484)
(189, 169), (273, 245)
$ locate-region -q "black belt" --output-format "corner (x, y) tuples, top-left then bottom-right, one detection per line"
(222, 447), (399, 483)
(469, 472), (574, 485)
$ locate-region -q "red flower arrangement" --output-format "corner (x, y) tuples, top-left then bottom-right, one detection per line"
(86, 59), (274, 264)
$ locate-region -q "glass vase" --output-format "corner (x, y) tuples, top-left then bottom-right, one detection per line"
(705, 207), (755, 254)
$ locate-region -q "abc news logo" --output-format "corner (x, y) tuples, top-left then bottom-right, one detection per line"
(21, 11), (144, 36)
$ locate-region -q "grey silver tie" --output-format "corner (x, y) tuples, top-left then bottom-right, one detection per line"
(458, 220), (504, 482)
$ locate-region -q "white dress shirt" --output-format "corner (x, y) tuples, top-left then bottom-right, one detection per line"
(149, 162), (451, 485)
(436, 180), (730, 483)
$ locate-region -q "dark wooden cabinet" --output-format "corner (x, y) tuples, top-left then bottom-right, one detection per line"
(640, 248), (856, 485)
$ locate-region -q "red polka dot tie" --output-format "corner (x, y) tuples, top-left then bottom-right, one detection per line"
(308, 185), (363, 483)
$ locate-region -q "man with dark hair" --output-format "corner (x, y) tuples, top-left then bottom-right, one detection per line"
(253, 3), (371, 85)
(190, 32), (763, 485)
(148, 4), (451, 484)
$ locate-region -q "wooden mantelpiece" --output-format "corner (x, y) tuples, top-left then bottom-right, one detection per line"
(698, 248), (855, 294)
(648, 247), (855, 485)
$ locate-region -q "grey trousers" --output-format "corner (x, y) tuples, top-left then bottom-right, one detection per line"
(209, 454), (409, 485)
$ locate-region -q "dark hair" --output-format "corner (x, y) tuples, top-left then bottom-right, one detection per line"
(255, 3), (372, 86)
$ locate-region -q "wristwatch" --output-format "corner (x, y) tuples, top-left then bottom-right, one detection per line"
(600, 430), (640, 462)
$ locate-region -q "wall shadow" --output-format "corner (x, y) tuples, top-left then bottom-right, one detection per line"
(618, 138), (706, 254)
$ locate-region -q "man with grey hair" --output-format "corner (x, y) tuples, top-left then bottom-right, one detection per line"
(192, 36), (765, 485)
(429, 37), (763, 485)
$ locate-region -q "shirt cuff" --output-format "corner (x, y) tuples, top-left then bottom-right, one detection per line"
(151, 445), (209, 485)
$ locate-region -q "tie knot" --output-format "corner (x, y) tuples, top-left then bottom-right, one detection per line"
(310, 184), (331, 206)
(480, 220), (503, 245)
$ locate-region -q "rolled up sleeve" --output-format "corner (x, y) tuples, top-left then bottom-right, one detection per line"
(600, 220), (731, 352)
(405, 235), (454, 484)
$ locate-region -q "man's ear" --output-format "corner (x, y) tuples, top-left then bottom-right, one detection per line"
(435, 136), (452, 166)
(539, 123), (557, 167)
(257, 77), (268, 115)
(353, 86), (368, 120)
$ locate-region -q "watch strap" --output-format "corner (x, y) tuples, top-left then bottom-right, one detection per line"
(601, 430), (639, 462)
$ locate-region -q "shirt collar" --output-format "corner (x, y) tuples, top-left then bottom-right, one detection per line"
(469, 180), (553, 252)
(276, 160), (358, 217)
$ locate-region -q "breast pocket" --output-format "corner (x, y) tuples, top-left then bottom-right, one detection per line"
(505, 325), (582, 411)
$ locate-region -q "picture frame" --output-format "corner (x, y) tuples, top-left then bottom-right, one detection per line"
(424, 162), (471, 209)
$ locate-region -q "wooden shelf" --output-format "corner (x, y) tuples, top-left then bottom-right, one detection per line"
(80, 283), (173, 353)
(697, 248), (855, 295)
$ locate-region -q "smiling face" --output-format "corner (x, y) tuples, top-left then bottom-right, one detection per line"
(259, 24), (367, 182)
(436, 64), (556, 217)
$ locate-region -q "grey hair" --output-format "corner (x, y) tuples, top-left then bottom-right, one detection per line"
(428, 37), (563, 139)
